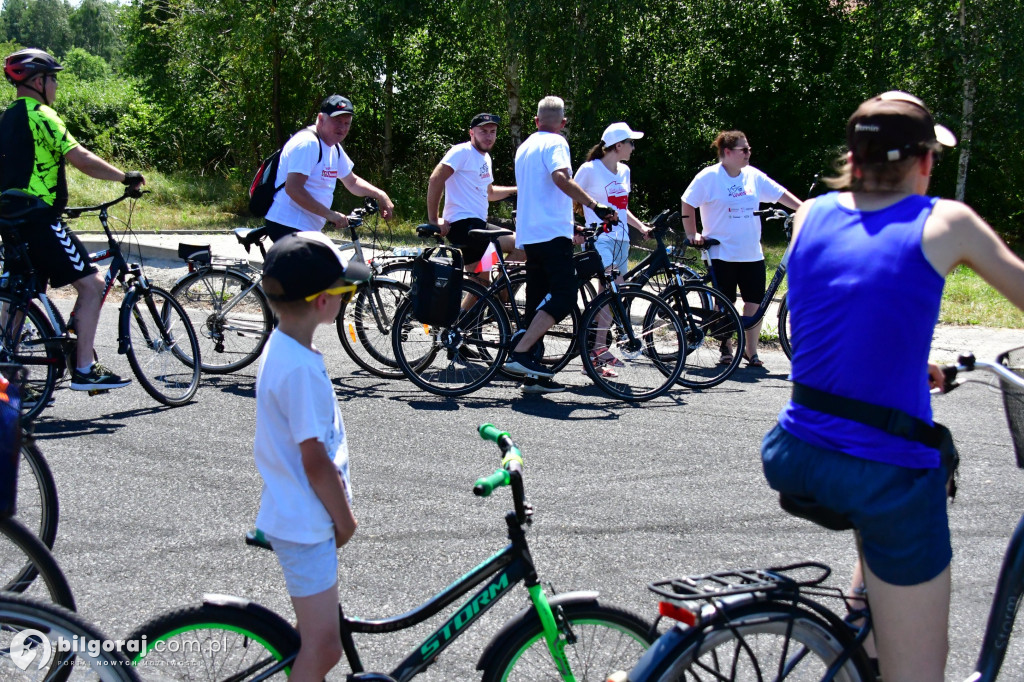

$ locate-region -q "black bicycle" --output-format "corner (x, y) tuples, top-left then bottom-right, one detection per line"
(0, 189), (202, 420)
(620, 347), (1024, 682)
(127, 425), (655, 680)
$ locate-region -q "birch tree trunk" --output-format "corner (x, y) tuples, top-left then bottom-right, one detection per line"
(955, 0), (974, 202)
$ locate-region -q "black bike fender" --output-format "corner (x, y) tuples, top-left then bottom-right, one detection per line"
(474, 590), (600, 671)
(201, 593), (298, 634)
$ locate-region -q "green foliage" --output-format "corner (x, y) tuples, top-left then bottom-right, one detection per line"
(62, 46), (110, 80)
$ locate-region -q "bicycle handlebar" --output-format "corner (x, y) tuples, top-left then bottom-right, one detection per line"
(474, 424), (529, 523)
(940, 352), (1024, 394)
(63, 188), (147, 219)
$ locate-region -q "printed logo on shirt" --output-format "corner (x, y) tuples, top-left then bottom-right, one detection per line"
(478, 162), (492, 181)
(322, 169), (338, 179)
(726, 183), (747, 198)
(604, 180), (629, 210)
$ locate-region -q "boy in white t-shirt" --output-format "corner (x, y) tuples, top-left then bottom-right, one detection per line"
(264, 94), (395, 242)
(253, 231), (370, 681)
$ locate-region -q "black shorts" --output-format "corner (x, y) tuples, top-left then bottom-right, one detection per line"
(264, 220), (300, 243)
(522, 237), (577, 325)
(446, 218), (489, 266)
(710, 259), (766, 305)
(5, 219), (97, 289)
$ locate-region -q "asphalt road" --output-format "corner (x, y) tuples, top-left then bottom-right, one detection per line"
(17, 289), (1024, 680)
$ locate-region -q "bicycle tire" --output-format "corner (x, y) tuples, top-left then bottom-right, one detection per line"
(17, 438), (58, 548)
(779, 292), (793, 360)
(392, 279), (510, 397)
(637, 602), (871, 682)
(580, 289), (685, 401)
(170, 268), (273, 374)
(506, 272), (579, 373)
(0, 592), (140, 681)
(661, 283), (744, 389)
(121, 286), (201, 406)
(127, 601), (300, 680)
(0, 516), (75, 609)
(0, 294), (60, 422)
(336, 277), (409, 379)
(479, 599), (654, 682)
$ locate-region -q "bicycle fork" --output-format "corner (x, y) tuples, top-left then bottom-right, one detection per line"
(527, 584), (581, 682)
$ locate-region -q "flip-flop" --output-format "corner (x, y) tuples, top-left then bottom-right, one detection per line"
(718, 353), (734, 365)
(744, 353), (765, 368)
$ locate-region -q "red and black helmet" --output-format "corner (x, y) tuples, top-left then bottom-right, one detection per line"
(4, 48), (63, 86)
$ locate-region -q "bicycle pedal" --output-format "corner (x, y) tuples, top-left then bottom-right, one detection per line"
(87, 389), (110, 397)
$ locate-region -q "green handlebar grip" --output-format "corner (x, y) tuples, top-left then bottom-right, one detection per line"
(474, 469), (510, 497)
(479, 423), (510, 443)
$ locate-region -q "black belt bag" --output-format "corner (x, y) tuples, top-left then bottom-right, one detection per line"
(791, 381), (959, 499)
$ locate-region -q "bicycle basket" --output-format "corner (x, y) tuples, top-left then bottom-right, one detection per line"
(997, 346), (1024, 469)
(0, 364), (24, 518)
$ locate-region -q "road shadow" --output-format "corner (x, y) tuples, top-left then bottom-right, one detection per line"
(31, 405), (170, 438)
(201, 374), (257, 398)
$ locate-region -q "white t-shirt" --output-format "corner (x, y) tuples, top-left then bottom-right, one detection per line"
(514, 131), (573, 247)
(680, 163), (786, 262)
(254, 330), (351, 544)
(440, 141), (492, 223)
(265, 128), (355, 232)
(574, 159), (631, 240)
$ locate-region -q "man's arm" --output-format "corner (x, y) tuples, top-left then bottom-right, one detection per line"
(300, 438), (357, 547)
(284, 172), (350, 230)
(65, 146), (142, 186)
(426, 162), (454, 234)
(551, 168), (601, 211)
(488, 184), (516, 201)
(340, 172), (395, 220)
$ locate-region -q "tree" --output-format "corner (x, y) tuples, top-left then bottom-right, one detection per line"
(69, 0), (120, 64)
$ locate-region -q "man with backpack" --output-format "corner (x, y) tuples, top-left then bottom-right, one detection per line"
(263, 95), (394, 242)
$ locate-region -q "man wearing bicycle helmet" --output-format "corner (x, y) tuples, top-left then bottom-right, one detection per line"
(0, 48), (145, 392)
(264, 95), (395, 242)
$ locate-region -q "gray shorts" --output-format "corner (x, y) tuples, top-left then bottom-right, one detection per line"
(265, 534), (338, 597)
(595, 237), (629, 275)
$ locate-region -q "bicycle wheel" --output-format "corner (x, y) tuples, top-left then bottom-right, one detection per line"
(17, 439), (58, 548)
(0, 592), (140, 681)
(639, 603), (870, 682)
(580, 289), (685, 401)
(170, 268), (272, 374)
(0, 294), (60, 422)
(128, 601), (300, 680)
(778, 293), (793, 360)
(121, 286), (201, 406)
(507, 273), (579, 373)
(392, 280), (510, 397)
(661, 283), (744, 389)
(0, 516), (75, 609)
(479, 599), (654, 682)
(336, 277), (409, 379)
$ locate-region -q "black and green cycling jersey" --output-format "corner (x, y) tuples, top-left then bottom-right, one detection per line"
(0, 96), (78, 216)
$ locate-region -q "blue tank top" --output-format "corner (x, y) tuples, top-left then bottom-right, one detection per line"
(777, 192), (945, 468)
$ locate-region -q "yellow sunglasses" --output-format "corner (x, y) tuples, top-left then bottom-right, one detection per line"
(305, 283), (358, 302)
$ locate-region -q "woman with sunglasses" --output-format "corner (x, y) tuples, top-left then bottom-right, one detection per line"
(761, 92), (1024, 682)
(681, 130), (802, 369)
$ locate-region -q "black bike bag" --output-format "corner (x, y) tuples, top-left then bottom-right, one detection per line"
(410, 245), (464, 326)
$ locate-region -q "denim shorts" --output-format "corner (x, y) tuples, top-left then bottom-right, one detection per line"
(595, 238), (629, 275)
(761, 424), (951, 586)
(265, 534), (338, 598)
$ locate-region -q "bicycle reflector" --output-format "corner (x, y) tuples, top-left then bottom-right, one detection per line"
(658, 600), (697, 626)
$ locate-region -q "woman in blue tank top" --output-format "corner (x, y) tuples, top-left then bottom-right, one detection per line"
(761, 92), (1024, 682)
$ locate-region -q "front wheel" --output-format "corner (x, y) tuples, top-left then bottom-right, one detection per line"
(580, 289), (685, 402)
(0, 516), (75, 609)
(663, 283), (744, 389)
(128, 602), (299, 680)
(121, 286), (201, 406)
(479, 600), (654, 682)
(337, 277), (409, 379)
(778, 293), (793, 360)
(17, 438), (59, 548)
(170, 268), (273, 373)
(0, 294), (60, 422)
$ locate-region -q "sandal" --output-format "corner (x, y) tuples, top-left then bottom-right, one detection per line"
(718, 353), (734, 365)
(744, 353), (765, 368)
(590, 348), (625, 368)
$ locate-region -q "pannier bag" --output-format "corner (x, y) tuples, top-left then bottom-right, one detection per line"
(410, 246), (464, 326)
(573, 250), (605, 280)
(0, 366), (24, 518)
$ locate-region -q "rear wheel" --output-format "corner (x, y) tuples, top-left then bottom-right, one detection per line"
(779, 293), (793, 360)
(506, 273), (579, 373)
(122, 286), (201, 406)
(0, 295), (60, 422)
(170, 268), (272, 374)
(663, 283), (744, 389)
(17, 439), (58, 547)
(128, 602), (299, 680)
(337, 278), (409, 379)
(0, 516), (75, 609)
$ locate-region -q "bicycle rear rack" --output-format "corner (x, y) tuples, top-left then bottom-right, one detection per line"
(648, 561), (831, 602)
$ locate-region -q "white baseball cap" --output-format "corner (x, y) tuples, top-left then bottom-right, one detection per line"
(601, 122), (644, 147)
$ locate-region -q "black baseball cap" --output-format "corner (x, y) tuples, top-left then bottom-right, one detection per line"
(847, 91), (956, 163)
(321, 95), (354, 117)
(262, 232), (370, 302)
(470, 113), (500, 128)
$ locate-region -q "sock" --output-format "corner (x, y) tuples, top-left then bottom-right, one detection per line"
(77, 362), (94, 374)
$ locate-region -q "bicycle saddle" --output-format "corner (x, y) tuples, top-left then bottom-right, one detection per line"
(177, 243), (211, 264)
(233, 225), (270, 247)
(415, 223), (443, 239)
(778, 493), (854, 532)
(0, 189), (49, 221)
(468, 227), (513, 242)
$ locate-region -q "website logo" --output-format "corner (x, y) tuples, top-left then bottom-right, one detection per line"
(10, 629), (52, 671)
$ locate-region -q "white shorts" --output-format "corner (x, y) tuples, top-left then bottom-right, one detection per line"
(595, 237), (629, 275)
(265, 534), (338, 598)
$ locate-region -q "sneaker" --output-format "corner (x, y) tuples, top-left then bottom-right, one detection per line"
(503, 352), (554, 379)
(70, 362), (131, 391)
(22, 385), (54, 409)
(521, 377), (566, 394)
